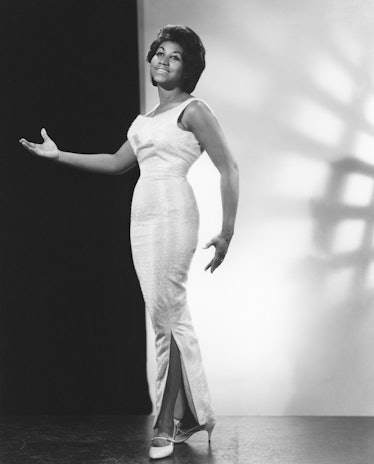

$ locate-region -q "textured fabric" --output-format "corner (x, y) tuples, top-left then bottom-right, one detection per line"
(127, 97), (216, 427)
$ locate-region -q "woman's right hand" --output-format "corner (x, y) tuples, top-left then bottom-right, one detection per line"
(19, 128), (59, 159)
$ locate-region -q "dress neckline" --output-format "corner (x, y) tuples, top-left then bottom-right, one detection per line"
(140, 97), (195, 119)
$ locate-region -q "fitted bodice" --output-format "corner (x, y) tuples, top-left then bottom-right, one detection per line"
(127, 97), (208, 179)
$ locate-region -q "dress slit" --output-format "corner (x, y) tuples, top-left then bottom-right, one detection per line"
(179, 351), (199, 421)
(153, 330), (199, 427)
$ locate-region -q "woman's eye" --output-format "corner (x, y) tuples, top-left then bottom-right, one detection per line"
(171, 56), (180, 61)
(156, 51), (164, 57)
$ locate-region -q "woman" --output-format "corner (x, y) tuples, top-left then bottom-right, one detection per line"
(19, 25), (239, 460)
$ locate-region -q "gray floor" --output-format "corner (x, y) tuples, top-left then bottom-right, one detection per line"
(0, 415), (373, 463)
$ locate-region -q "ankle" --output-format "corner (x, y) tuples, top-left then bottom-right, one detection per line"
(155, 420), (174, 436)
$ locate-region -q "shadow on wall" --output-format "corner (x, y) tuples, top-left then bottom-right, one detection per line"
(224, 11), (374, 414)
(207, 11), (374, 414)
(282, 31), (374, 414)
(287, 156), (374, 415)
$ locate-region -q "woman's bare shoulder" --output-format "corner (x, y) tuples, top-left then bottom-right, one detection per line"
(184, 99), (213, 116)
(182, 99), (216, 130)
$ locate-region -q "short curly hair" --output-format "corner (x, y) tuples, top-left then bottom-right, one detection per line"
(147, 25), (206, 93)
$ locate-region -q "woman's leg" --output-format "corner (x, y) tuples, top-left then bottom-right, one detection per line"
(178, 391), (199, 429)
(153, 333), (181, 445)
(153, 333), (198, 446)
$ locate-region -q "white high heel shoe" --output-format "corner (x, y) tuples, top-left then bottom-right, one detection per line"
(149, 424), (177, 460)
(174, 420), (216, 444)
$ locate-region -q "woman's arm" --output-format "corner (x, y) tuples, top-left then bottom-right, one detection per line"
(182, 101), (239, 273)
(19, 128), (137, 175)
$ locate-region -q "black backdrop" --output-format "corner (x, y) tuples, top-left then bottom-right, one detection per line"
(0, 0), (152, 414)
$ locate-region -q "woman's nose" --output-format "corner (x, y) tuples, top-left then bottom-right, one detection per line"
(159, 55), (169, 65)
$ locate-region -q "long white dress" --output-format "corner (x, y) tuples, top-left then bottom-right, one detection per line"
(127, 97), (216, 427)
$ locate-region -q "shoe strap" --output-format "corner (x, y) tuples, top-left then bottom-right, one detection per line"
(152, 436), (174, 443)
(176, 424), (201, 434)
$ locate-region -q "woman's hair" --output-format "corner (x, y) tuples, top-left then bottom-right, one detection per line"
(147, 25), (206, 93)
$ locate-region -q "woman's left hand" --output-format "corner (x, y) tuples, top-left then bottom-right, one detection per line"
(203, 234), (230, 273)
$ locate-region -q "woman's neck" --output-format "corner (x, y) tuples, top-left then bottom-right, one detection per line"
(157, 87), (189, 106)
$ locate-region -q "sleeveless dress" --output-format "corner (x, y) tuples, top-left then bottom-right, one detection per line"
(127, 97), (216, 427)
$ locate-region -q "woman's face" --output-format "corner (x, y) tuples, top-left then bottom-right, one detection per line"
(150, 41), (185, 90)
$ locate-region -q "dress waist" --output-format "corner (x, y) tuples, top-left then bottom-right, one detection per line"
(137, 157), (190, 179)
(138, 174), (187, 182)
(138, 173), (187, 181)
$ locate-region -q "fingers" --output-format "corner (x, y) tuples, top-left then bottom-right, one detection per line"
(205, 254), (225, 273)
(204, 260), (220, 273)
(204, 260), (212, 272)
(19, 138), (35, 148)
(212, 256), (224, 273)
(19, 138), (40, 154)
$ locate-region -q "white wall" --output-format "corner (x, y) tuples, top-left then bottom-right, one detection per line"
(138, 0), (374, 415)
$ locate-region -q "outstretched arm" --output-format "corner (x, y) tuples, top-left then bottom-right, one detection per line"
(182, 101), (239, 273)
(19, 128), (137, 175)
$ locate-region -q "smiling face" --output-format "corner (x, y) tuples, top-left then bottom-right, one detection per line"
(150, 41), (185, 91)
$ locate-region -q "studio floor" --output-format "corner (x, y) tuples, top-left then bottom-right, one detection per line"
(0, 415), (373, 464)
